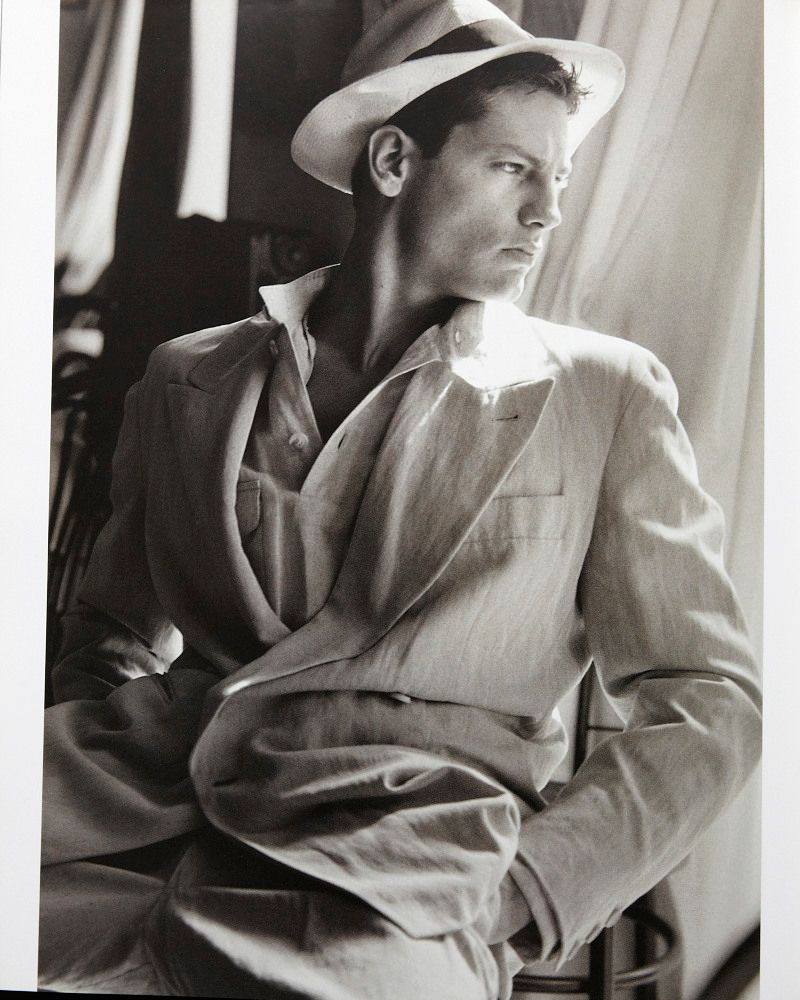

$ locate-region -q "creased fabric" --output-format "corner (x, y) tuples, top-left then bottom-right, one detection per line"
(55, 0), (145, 294)
(41, 668), (212, 866)
(522, 0), (762, 644)
(41, 676), (528, 998)
(520, 0), (763, 988)
(196, 694), (523, 939)
(238, 296), (418, 630)
(42, 270), (761, 994)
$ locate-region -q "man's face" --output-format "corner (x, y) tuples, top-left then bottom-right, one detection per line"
(395, 86), (572, 303)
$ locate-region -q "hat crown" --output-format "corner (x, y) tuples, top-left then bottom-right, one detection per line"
(292, 0), (625, 193)
(342, 0), (530, 86)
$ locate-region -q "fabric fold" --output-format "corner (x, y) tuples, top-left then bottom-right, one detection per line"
(176, 0), (239, 221)
(56, 0), (145, 294)
(41, 669), (214, 866)
(198, 694), (524, 939)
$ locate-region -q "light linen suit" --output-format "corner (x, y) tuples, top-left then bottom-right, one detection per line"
(42, 270), (761, 996)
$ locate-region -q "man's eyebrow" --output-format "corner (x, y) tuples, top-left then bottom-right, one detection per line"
(485, 143), (572, 175)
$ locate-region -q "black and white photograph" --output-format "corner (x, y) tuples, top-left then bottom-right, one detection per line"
(1, 0), (797, 997)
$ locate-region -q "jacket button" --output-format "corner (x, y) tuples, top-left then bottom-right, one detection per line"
(289, 432), (308, 451)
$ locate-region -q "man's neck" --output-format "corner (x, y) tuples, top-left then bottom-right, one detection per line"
(307, 229), (458, 376)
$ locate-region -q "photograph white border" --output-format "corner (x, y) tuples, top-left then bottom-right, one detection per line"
(0, 0), (797, 994)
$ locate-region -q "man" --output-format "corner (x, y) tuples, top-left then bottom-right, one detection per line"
(39, 1), (761, 997)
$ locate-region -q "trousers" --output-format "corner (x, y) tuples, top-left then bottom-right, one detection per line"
(39, 669), (534, 997)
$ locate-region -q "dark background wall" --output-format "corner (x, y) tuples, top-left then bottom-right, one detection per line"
(58, 1), (360, 439)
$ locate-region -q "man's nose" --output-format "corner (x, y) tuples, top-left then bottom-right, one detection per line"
(519, 181), (562, 232)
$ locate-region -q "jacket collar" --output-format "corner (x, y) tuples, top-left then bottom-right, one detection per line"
(207, 287), (556, 700)
(255, 264), (551, 391)
(185, 265), (551, 395)
(169, 269), (557, 684)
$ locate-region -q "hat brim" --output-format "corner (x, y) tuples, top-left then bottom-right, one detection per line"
(291, 38), (625, 194)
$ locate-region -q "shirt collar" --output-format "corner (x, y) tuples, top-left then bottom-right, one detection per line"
(258, 266), (337, 331)
(259, 267), (333, 382)
(258, 266), (495, 379)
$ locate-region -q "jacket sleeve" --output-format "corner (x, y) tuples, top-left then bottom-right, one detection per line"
(510, 353), (762, 964)
(51, 381), (182, 703)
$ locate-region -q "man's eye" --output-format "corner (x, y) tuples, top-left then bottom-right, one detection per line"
(496, 162), (524, 174)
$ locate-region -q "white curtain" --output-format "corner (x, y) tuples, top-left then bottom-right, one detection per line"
(56, 0), (239, 290)
(362, 0), (523, 28)
(521, 1), (762, 995)
(55, 0), (145, 295)
(176, 0), (239, 222)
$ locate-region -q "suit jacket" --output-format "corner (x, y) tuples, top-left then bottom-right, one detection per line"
(51, 277), (762, 963)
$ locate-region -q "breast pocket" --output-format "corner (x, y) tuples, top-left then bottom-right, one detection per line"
(469, 494), (566, 541)
(235, 480), (262, 535)
(235, 479), (266, 585)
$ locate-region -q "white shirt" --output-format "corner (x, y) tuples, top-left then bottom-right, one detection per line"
(239, 269), (444, 630)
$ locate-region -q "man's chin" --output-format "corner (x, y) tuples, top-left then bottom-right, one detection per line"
(470, 275), (529, 304)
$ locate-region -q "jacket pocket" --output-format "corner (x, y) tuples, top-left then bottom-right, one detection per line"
(235, 480), (262, 535)
(469, 494), (566, 541)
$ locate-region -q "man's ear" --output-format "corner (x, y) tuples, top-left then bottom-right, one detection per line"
(366, 126), (419, 197)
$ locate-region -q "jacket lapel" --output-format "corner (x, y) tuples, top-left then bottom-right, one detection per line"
(325, 364), (555, 631)
(166, 313), (291, 655)
(220, 302), (555, 696)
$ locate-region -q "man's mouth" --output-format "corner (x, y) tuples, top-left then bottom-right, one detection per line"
(504, 244), (543, 263)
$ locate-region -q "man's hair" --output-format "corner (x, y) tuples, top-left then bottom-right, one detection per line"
(350, 51), (589, 203)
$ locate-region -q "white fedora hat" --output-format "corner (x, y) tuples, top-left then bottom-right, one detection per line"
(291, 0), (625, 194)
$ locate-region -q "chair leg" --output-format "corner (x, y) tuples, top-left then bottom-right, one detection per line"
(634, 904), (658, 1000)
(589, 926), (615, 999)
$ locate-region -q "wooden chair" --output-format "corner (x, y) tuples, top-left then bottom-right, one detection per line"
(47, 296), (115, 704)
(695, 927), (759, 1000)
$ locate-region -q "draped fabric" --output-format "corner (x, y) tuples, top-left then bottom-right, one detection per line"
(520, 1), (762, 994)
(176, 0), (239, 222)
(56, 0), (239, 291)
(522, 0), (762, 636)
(362, 0), (524, 30)
(518, 0), (585, 39)
(55, 0), (145, 295)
